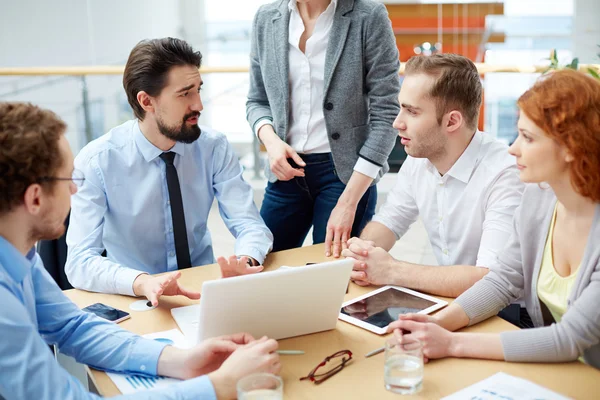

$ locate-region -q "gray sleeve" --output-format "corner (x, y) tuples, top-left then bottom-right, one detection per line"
(501, 268), (600, 363)
(246, 7), (274, 135)
(357, 4), (401, 167)
(454, 202), (526, 325)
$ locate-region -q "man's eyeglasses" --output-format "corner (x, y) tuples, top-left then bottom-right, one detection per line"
(299, 350), (353, 384)
(39, 169), (85, 188)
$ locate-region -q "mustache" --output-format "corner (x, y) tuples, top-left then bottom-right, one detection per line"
(183, 112), (200, 121)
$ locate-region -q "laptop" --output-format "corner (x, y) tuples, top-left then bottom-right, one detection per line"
(171, 259), (353, 345)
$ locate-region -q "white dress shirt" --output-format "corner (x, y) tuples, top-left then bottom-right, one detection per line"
(255, 0), (380, 179)
(372, 131), (524, 268)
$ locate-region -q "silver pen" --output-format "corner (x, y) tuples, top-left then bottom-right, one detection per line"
(276, 350), (305, 355)
(364, 346), (385, 358)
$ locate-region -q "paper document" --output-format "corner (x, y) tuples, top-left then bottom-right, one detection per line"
(105, 329), (190, 394)
(442, 372), (571, 400)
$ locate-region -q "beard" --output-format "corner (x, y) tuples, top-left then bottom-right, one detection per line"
(157, 112), (202, 144)
(30, 211), (67, 243)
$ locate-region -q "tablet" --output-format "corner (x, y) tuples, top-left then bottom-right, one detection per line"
(338, 286), (448, 334)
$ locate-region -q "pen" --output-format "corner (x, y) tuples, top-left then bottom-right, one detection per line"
(364, 346), (385, 358)
(276, 350), (305, 355)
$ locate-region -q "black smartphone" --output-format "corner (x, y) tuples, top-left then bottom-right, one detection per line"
(82, 303), (131, 324)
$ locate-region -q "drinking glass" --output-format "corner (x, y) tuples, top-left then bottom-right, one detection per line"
(384, 336), (424, 394)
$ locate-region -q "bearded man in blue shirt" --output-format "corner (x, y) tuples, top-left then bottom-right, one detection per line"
(65, 38), (273, 305)
(0, 102), (280, 399)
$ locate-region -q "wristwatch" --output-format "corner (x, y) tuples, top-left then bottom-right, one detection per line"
(246, 257), (259, 267)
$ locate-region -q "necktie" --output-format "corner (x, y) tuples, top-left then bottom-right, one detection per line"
(159, 152), (192, 269)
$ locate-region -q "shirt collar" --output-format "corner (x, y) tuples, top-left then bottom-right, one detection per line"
(445, 131), (483, 183)
(288, 0), (338, 14)
(0, 236), (35, 283)
(133, 120), (185, 163)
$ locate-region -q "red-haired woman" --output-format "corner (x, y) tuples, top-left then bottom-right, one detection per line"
(388, 69), (600, 368)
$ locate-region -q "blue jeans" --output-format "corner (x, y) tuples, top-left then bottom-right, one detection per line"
(260, 153), (377, 252)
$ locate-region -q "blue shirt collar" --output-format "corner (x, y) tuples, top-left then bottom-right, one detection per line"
(133, 120), (185, 163)
(0, 236), (35, 283)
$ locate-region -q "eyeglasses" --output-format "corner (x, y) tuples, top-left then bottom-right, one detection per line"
(299, 350), (353, 384)
(39, 169), (85, 188)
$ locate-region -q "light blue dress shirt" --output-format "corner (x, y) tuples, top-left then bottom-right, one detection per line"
(66, 120), (273, 295)
(0, 236), (216, 399)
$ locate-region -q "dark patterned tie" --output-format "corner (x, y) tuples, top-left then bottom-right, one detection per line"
(159, 152), (192, 269)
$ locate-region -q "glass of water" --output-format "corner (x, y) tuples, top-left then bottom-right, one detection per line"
(384, 336), (424, 394)
(237, 373), (283, 400)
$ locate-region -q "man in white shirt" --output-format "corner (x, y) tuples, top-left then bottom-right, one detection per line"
(343, 54), (525, 299)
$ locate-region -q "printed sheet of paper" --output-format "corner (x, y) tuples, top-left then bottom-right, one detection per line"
(442, 372), (571, 400)
(105, 329), (189, 395)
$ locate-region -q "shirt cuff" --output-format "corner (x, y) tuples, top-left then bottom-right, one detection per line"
(125, 337), (168, 376)
(116, 268), (148, 297)
(353, 157), (381, 180)
(172, 375), (217, 400)
(236, 247), (266, 265)
(254, 118), (274, 137)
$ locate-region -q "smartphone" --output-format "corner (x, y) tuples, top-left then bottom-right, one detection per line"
(82, 303), (131, 324)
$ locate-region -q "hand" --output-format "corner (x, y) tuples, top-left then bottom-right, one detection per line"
(260, 125), (306, 181)
(133, 271), (200, 307)
(341, 238), (395, 286)
(209, 336), (281, 400)
(218, 255), (264, 279)
(389, 318), (455, 361)
(387, 313), (440, 332)
(325, 202), (358, 258)
(159, 333), (255, 380)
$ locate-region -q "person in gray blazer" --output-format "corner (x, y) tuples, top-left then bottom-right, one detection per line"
(246, 0), (400, 257)
(387, 70), (600, 369)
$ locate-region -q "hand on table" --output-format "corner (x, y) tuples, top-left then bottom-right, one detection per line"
(218, 255), (263, 278)
(341, 237), (395, 286)
(133, 271), (200, 307)
(209, 336), (281, 400)
(325, 203), (358, 258)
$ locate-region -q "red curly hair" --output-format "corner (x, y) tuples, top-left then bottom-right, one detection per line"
(518, 69), (600, 202)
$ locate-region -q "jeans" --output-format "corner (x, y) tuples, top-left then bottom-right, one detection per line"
(260, 153), (377, 252)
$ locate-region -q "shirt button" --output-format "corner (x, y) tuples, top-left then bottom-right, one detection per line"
(169, 251), (175, 257)
(167, 200), (171, 206)
(169, 228), (173, 233)
(443, 249), (449, 255)
(439, 216), (443, 222)
(140, 365), (146, 371)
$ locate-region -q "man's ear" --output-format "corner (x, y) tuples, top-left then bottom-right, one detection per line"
(445, 110), (464, 134)
(22, 184), (43, 216)
(137, 91), (155, 115)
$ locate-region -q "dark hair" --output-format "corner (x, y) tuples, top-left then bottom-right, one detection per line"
(0, 102), (66, 214)
(404, 54), (482, 129)
(123, 38), (202, 120)
(518, 69), (600, 202)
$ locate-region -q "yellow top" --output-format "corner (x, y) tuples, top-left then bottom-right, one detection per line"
(537, 204), (579, 323)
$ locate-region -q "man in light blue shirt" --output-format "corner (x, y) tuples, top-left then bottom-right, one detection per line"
(66, 38), (273, 304)
(0, 102), (281, 399)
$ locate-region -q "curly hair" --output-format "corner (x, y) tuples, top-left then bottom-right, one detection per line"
(0, 102), (66, 214)
(517, 70), (600, 202)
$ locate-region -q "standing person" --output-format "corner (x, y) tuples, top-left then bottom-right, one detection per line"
(388, 70), (600, 368)
(66, 38), (273, 305)
(0, 102), (281, 400)
(247, 0), (401, 257)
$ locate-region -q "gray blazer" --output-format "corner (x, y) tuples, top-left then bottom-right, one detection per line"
(455, 184), (600, 369)
(246, 0), (400, 185)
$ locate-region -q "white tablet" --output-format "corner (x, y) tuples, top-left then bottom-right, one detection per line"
(338, 286), (448, 335)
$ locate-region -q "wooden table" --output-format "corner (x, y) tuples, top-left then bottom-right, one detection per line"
(65, 244), (600, 399)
